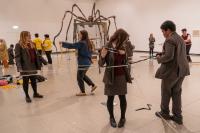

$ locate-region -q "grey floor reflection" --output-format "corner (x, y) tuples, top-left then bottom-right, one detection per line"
(148, 59), (155, 74)
(1, 53), (200, 133)
(101, 123), (125, 133)
(161, 119), (198, 133)
(19, 95), (80, 117)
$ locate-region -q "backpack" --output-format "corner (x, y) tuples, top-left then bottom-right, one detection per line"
(0, 75), (13, 83)
(0, 80), (8, 86)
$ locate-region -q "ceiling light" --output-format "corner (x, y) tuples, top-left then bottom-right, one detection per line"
(12, 25), (19, 29)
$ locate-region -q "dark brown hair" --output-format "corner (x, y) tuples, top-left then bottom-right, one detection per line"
(181, 28), (187, 32)
(80, 30), (92, 52)
(109, 28), (129, 49)
(44, 34), (50, 38)
(35, 33), (39, 37)
(160, 20), (176, 32)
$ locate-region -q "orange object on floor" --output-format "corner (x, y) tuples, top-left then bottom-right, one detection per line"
(2, 59), (9, 68)
(0, 85), (16, 90)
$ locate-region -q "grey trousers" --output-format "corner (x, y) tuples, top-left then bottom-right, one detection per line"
(161, 77), (185, 117)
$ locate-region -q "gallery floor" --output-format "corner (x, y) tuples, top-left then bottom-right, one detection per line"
(0, 53), (200, 133)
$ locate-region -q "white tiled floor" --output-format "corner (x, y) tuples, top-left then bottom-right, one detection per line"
(1, 53), (200, 133)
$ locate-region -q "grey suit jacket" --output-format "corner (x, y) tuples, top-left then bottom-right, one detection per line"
(155, 32), (190, 79)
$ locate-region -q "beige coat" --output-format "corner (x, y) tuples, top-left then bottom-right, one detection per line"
(0, 40), (8, 61)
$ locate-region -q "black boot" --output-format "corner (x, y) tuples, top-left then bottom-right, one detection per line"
(155, 111), (171, 120)
(33, 93), (44, 98)
(25, 97), (32, 103)
(118, 118), (126, 128)
(170, 115), (183, 125)
(110, 117), (117, 128)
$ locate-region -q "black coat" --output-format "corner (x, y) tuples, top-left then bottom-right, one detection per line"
(15, 43), (41, 75)
(98, 43), (132, 85)
(8, 47), (14, 59)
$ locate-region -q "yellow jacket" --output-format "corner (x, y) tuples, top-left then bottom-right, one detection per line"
(42, 39), (52, 51)
(33, 38), (43, 50)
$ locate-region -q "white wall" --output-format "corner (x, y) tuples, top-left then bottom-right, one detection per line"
(1, 0), (200, 53)
(96, 0), (200, 54)
(0, 0), (94, 52)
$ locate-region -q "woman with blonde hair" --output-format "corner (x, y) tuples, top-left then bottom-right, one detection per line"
(0, 39), (9, 68)
(149, 33), (155, 58)
(15, 31), (43, 103)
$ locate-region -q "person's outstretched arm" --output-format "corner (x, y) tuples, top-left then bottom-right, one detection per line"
(61, 42), (81, 49)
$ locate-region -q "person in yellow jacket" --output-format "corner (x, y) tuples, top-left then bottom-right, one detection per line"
(42, 34), (52, 64)
(0, 39), (9, 68)
(33, 33), (43, 55)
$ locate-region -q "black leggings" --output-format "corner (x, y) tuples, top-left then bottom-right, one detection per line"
(149, 48), (154, 57)
(23, 76), (38, 98)
(107, 95), (127, 119)
(38, 50), (42, 55)
(186, 45), (192, 62)
(45, 51), (52, 64)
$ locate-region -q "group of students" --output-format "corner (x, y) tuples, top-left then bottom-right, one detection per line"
(33, 33), (53, 64)
(148, 29), (193, 62)
(0, 32), (53, 103)
(1, 20), (190, 128)
(13, 28), (134, 128)
(61, 21), (190, 127)
(60, 29), (134, 128)
(0, 33), (53, 69)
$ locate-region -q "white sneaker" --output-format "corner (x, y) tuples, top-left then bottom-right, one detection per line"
(76, 92), (87, 96)
(91, 86), (97, 93)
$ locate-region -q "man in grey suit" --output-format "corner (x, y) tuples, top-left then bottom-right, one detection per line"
(155, 20), (190, 125)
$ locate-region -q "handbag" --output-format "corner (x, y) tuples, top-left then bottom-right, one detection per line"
(0, 75), (13, 83)
(36, 75), (47, 82)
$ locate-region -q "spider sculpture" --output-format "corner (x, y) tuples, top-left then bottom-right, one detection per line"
(53, 3), (117, 51)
